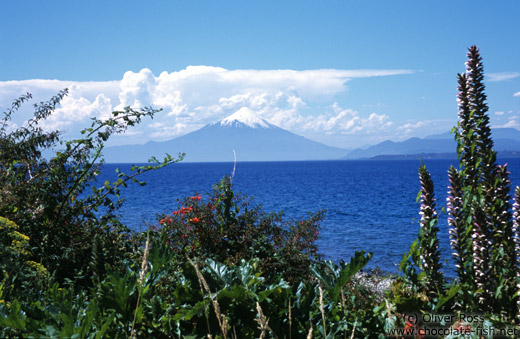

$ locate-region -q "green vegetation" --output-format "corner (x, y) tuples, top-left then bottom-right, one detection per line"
(394, 46), (520, 335)
(1, 46), (519, 337)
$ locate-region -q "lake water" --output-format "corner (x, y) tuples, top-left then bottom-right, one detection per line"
(97, 158), (520, 275)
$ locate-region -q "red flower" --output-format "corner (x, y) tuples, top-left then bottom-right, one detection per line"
(159, 216), (173, 225)
(189, 195), (202, 201)
(189, 217), (201, 224)
(179, 206), (193, 215)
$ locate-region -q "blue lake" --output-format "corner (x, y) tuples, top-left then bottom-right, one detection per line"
(97, 158), (520, 275)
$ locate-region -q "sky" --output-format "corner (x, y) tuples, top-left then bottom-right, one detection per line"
(1, 1), (519, 149)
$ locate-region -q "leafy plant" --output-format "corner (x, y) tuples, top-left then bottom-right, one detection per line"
(0, 91), (183, 287)
(399, 45), (520, 325)
(157, 175), (323, 283)
(0, 217), (49, 305)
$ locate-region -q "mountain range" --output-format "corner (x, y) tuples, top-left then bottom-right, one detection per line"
(103, 108), (520, 163)
(344, 128), (520, 159)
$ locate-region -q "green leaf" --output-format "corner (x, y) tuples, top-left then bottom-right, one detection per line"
(416, 190), (422, 203)
(434, 284), (460, 310)
(0, 299), (26, 330)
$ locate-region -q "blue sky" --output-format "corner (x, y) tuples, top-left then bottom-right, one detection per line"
(1, 1), (519, 149)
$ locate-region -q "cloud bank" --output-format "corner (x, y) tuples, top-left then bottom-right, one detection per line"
(487, 72), (520, 82)
(0, 66), (417, 148)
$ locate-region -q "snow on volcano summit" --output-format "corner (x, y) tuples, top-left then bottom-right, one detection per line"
(219, 107), (271, 128)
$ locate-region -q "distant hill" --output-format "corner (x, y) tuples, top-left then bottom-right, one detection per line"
(344, 128), (520, 159)
(103, 108), (348, 163)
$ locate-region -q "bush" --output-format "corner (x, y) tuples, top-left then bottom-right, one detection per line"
(156, 175), (323, 283)
(0, 216), (49, 304)
(0, 90), (182, 287)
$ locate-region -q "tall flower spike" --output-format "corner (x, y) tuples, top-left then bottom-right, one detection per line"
(471, 206), (493, 310)
(466, 46), (489, 125)
(466, 45), (496, 181)
(513, 187), (520, 274)
(447, 166), (470, 284)
(418, 165), (444, 297)
(490, 165), (519, 317)
(512, 187), (520, 320)
(456, 73), (477, 186)
(491, 165), (515, 263)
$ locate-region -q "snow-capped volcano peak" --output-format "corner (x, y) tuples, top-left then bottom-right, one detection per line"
(220, 107), (270, 128)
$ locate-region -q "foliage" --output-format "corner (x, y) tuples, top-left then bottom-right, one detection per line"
(0, 237), (380, 338)
(0, 91), (183, 287)
(0, 216), (49, 305)
(397, 45), (520, 327)
(3, 45), (520, 337)
(156, 175), (323, 283)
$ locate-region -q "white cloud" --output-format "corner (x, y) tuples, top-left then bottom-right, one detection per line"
(487, 72), (520, 82)
(362, 103), (384, 108)
(499, 120), (520, 129)
(495, 111), (505, 116)
(1, 120), (18, 134)
(147, 121), (188, 139)
(495, 116), (520, 129)
(394, 119), (457, 141)
(398, 121), (427, 134)
(514, 91), (520, 97)
(117, 68), (157, 109)
(0, 79), (119, 129)
(115, 66), (413, 115)
(0, 66), (414, 146)
(302, 103), (392, 136)
(41, 85), (113, 131)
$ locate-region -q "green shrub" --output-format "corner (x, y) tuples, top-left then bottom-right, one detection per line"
(0, 91), (182, 286)
(156, 175), (323, 284)
(0, 216), (49, 305)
